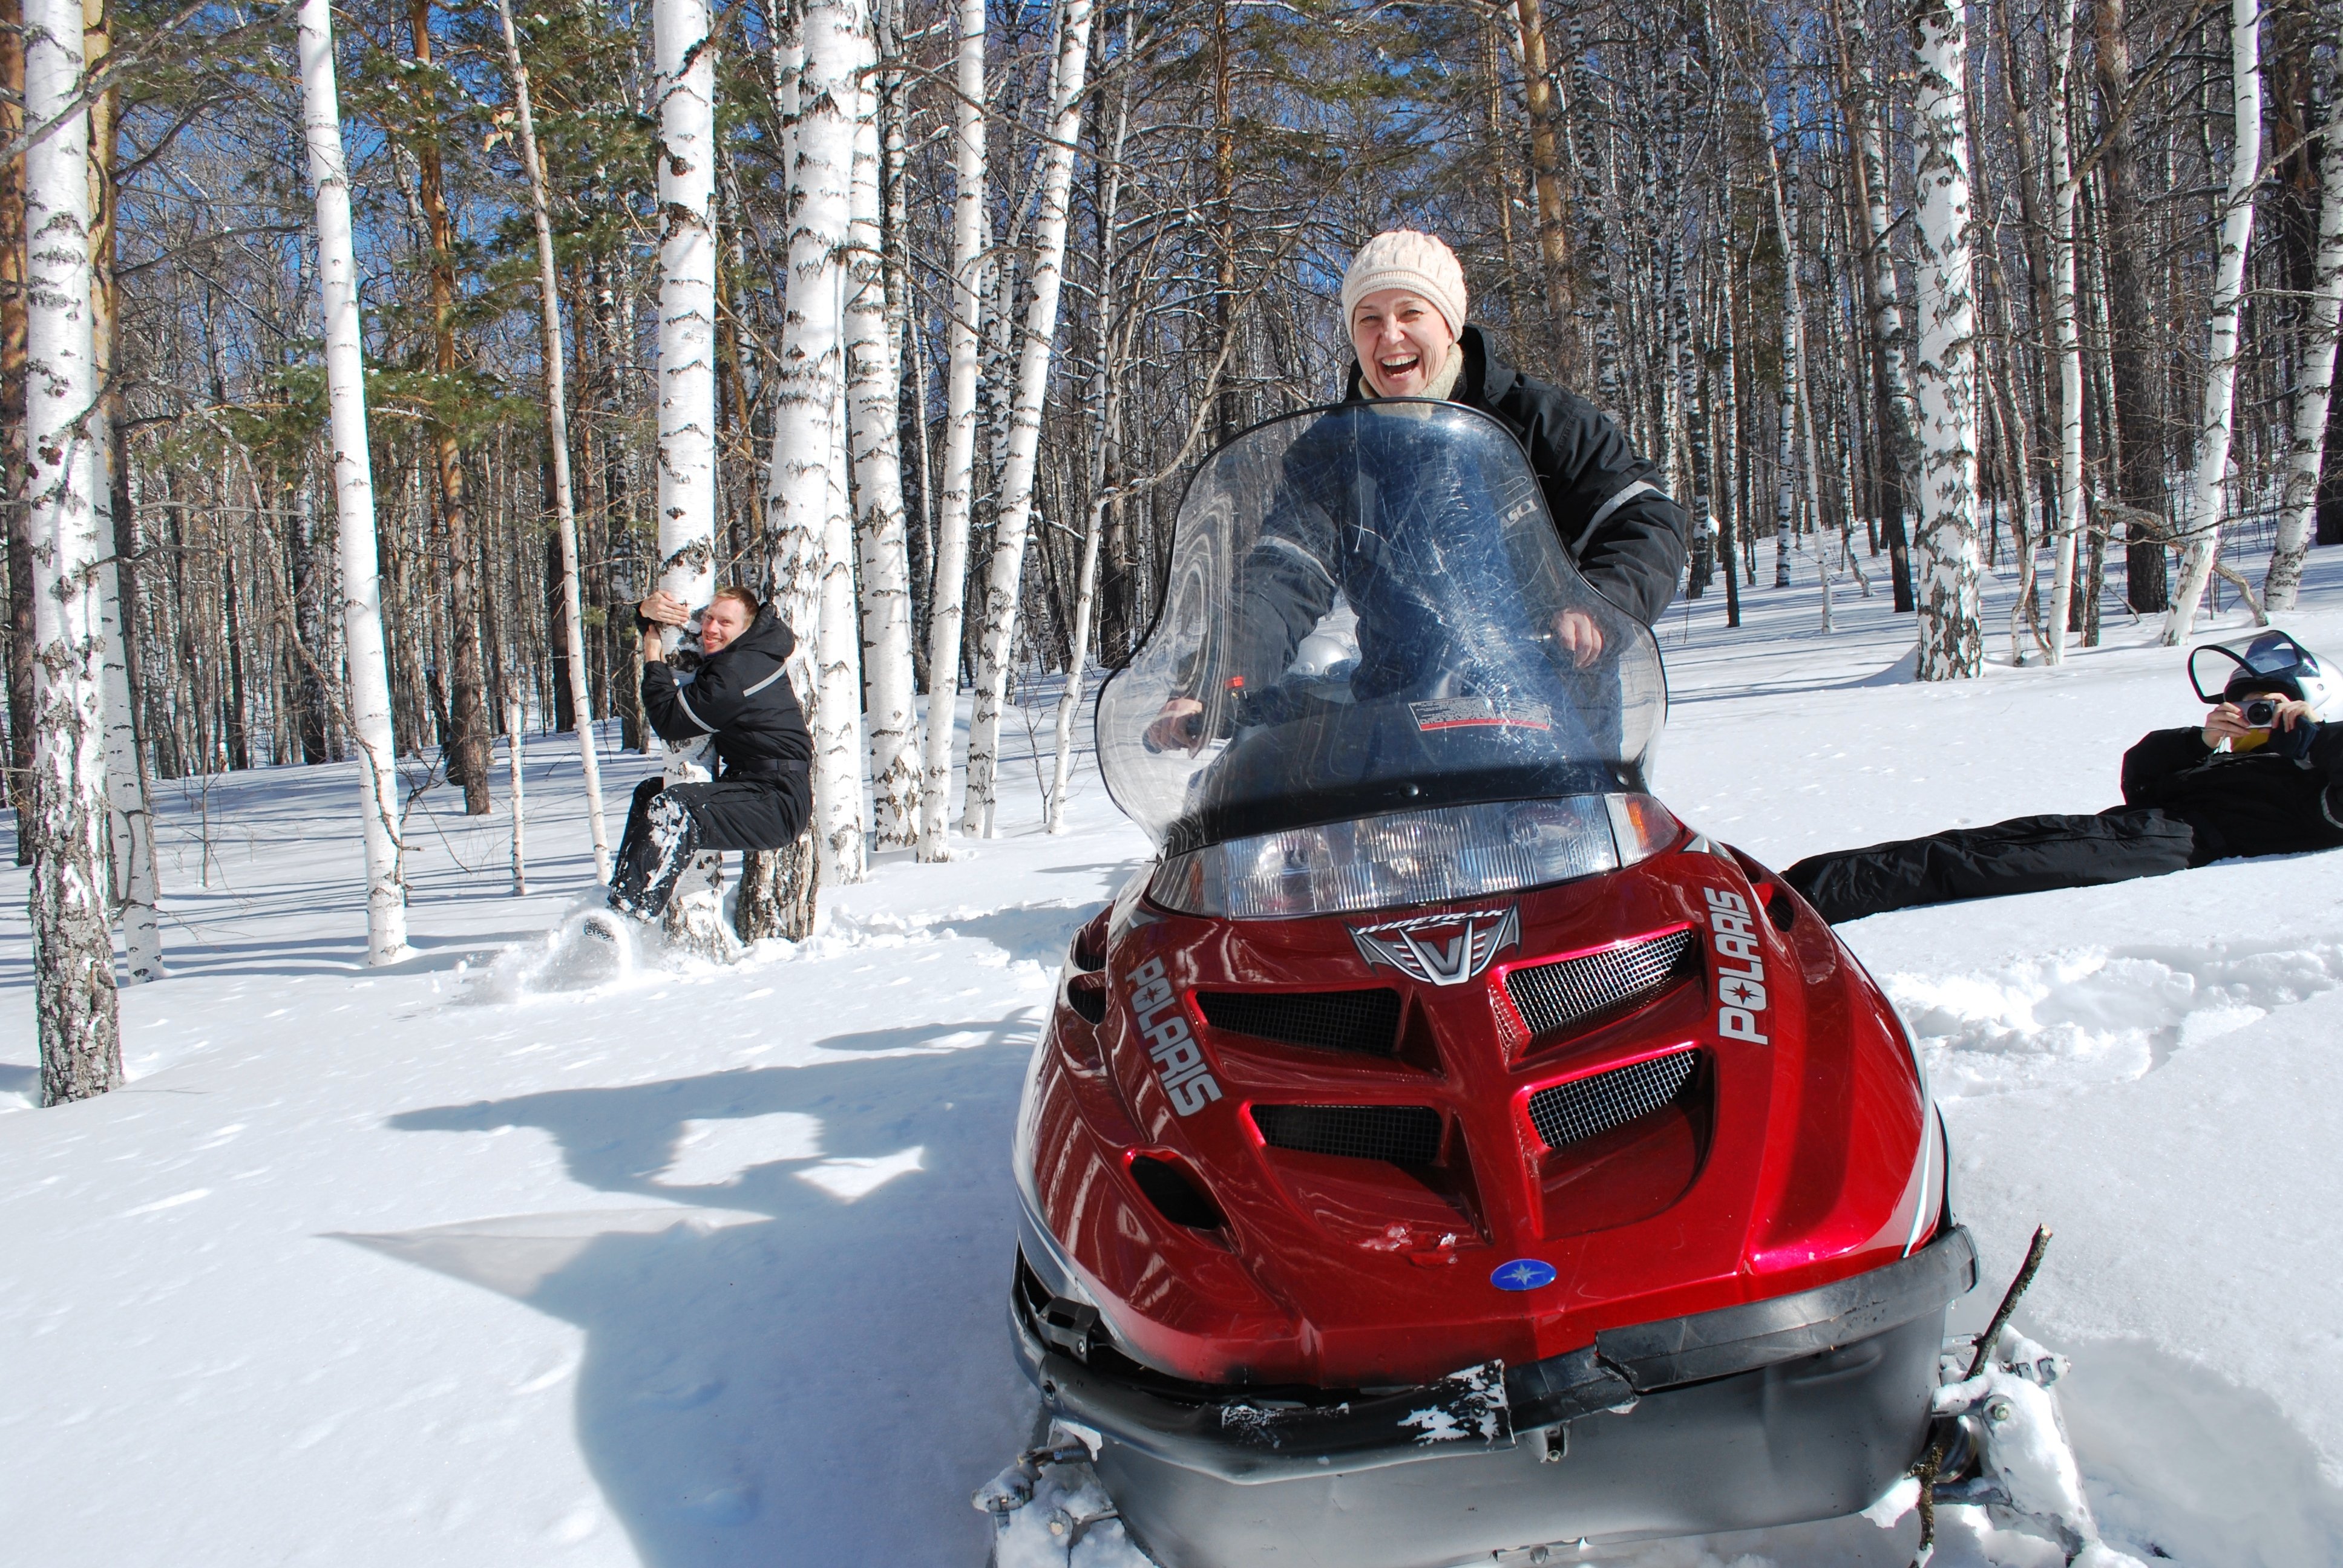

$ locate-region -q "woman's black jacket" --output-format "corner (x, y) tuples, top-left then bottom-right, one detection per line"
(640, 607), (811, 779)
(2119, 723), (2343, 860)
(1342, 324), (1689, 623)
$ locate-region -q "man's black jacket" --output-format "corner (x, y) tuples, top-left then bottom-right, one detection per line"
(1341, 324), (1688, 622)
(2119, 723), (2343, 860)
(640, 607), (811, 778)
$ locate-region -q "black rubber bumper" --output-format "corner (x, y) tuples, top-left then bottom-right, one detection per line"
(1012, 1226), (1976, 1568)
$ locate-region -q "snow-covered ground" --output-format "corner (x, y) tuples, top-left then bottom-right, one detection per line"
(5, 546), (2342, 1568)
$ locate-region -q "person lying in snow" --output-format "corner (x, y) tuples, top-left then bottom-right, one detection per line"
(1783, 631), (2343, 924)
(607, 586), (811, 921)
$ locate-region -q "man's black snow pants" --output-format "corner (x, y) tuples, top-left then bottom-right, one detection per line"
(618, 771), (810, 854)
(1782, 808), (2203, 925)
(609, 768), (811, 919)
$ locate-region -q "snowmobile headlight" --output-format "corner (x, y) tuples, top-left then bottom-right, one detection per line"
(1149, 794), (1676, 920)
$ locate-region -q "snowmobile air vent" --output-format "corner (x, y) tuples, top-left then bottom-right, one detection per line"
(1527, 1048), (1699, 1151)
(1504, 928), (1699, 1042)
(1129, 1155), (1225, 1230)
(1196, 988), (1403, 1057)
(1065, 973), (1108, 1025)
(1251, 1103), (1443, 1166)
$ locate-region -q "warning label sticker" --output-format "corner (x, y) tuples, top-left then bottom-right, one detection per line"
(1408, 698), (1553, 733)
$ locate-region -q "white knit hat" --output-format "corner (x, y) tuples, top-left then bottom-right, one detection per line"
(1340, 230), (1469, 338)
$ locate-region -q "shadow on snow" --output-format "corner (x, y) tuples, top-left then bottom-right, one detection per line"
(348, 1018), (1041, 1568)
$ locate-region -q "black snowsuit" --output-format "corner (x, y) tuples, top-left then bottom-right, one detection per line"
(1783, 722), (2343, 924)
(1340, 325), (1689, 624)
(610, 606), (812, 918)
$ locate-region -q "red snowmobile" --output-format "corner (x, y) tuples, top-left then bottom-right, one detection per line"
(1006, 402), (1974, 1567)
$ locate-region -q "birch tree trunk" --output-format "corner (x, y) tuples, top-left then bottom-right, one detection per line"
(2042, 0), (2085, 663)
(816, 359), (865, 886)
(1841, 0), (1918, 611)
(24, 0), (119, 1099)
(83, 0), (159, 984)
(493, 0), (608, 880)
(506, 700), (526, 895)
(2266, 15), (2343, 610)
(95, 546), (156, 981)
(747, 0), (857, 929)
(651, 0), (728, 955)
(916, 0), (985, 860)
(1049, 2), (1132, 832)
(1910, 0), (1984, 680)
(297, 0), (408, 964)
(1715, 235), (1743, 627)
(1768, 134), (1802, 591)
(2164, 0), (2263, 644)
(843, 39), (918, 850)
(798, 0), (864, 888)
(960, 0), (1096, 838)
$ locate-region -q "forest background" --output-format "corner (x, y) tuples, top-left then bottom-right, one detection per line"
(10, 0), (2343, 1097)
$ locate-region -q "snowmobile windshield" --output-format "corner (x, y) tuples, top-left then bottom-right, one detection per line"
(1096, 402), (1668, 871)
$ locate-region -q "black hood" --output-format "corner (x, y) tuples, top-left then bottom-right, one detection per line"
(719, 605), (796, 663)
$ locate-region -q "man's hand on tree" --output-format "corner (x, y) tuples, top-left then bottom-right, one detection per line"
(639, 590), (692, 629)
(638, 590), (693, 664)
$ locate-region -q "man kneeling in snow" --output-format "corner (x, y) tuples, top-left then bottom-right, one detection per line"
(1784, 632), (2343, 924)
(608, 586), (811, 921)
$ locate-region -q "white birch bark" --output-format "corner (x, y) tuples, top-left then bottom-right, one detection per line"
(1853, 16), (1920, 524)
(2043, 0), (2085, 662)
(1048, 6), (1132, 834)
(2164, 0), (2263, 643)
(651, 0), (728, 954)
(2266, 16), (2343, 610)
(94, 435), (159, 982)
(1910, 0), (1983, 680)
(916, 0), (986, 860)
(506, 701), (527, 895)
(816, 366), (863, 883)
(297, 0), (408, 964)
(24, 0), (119, 1098)
(960, 0), (1096, 838)
(494, 0), (608, 880)
(1767, 136), (1801, 592)
(843, 41), (917, 849)
(763, 0), (863, 891)
(732, 0), (820, 943)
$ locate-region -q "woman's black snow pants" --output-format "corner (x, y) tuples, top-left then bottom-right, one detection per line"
(1781, 808), (2202, 925)
(609, 768), (811, 919)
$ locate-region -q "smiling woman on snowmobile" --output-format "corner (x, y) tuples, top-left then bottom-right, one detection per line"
(1145, 232), (1687, 757)
(1005, 390), (1975, 1568)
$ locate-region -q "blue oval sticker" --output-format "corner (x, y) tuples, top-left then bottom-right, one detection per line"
(1491, 1258), (1556, 1292)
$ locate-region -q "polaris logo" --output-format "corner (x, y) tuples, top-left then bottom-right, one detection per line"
(1125, 956), (1224, 1116)
(1703, 887), (1769, 1044)
(1349, 906), (1521, 986)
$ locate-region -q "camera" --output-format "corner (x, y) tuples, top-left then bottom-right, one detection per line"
(2244, 697), (2279, 728)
